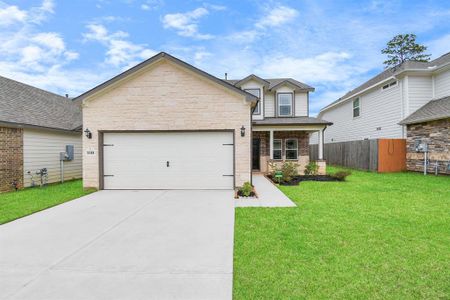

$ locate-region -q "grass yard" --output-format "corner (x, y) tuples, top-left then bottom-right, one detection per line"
(0, 180), (95, 224)
(234, 167), (450, 299)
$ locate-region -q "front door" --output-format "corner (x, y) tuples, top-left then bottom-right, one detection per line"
(252, 138), (260, 170)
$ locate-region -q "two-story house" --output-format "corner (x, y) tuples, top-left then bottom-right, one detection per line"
(79, 52), (331, 191)
(312, 52), (450, 143)
(226, 75), (332, 174)
(310, 52), (450, 174)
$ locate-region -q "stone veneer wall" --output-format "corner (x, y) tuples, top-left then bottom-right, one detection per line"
(0, 127), (23, 192)
(253, 131), (310, 174)
(406, 118), (450, 174)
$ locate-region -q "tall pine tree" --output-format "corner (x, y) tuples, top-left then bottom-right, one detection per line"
(382, 34), (430, 68)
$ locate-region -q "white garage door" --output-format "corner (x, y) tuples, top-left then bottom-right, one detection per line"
(102, 132), (234, 189)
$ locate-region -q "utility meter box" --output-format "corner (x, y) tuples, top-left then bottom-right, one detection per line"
(414, 140), (428, 152)
(60, 145), (74, 161)
(66, 145), (74, 161)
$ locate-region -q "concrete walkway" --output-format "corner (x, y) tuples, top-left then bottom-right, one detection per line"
(0, 190), (235, 300)
(235, 174), (296, 207)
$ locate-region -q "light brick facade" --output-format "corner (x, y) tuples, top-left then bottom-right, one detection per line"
(406, 118), (450, 174)
(0, 127), (23, 192)
(83, 60), (252, 189)
(252, 131), (311, 174)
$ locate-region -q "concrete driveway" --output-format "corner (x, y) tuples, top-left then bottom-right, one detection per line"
(0, 190), (235, 300)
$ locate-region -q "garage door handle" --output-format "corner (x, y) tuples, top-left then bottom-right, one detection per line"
(166, 161), (170, 167)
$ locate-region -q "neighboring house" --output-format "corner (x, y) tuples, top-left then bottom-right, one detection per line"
(399, 96), (450, 174)
(0, 76), (82, 192)
(311, 52), (450, 144)
(77, 52), (330, 190)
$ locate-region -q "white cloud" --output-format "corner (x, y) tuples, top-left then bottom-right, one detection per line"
(162, 7), (213, 40)
(0, 5), (27, 26)
(427, 34), (450, 58)
(141, 4), (150, 10)
(256, 5), (299, 28)
(140, 0), (164, 11)
(83, 23), (157, 68)
(259, 52), (354, 83)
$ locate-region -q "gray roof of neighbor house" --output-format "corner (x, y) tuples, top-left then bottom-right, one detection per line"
(73, 52), (258, 103)
(0, 75), (82, 131)
(226, 76), (315, 91)
(253, 117), (332, 126)
(321, 52), (450, 112)
(399, 96), (450, 125)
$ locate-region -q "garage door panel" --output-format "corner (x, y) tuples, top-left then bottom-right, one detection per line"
(103, 132), (234, 189)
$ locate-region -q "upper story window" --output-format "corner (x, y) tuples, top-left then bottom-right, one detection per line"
(353, 98), (360, 118)
(245, 89), (261, 115)
(277, 93), (293, 116)
(382, 81), (397, 90)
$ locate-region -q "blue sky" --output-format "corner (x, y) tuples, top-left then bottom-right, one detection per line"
(1, 0), (449, 115)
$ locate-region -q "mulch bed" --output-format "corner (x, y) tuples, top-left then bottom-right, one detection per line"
(268, 175), (343, 186)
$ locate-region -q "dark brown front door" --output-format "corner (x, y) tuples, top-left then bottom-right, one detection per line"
(252, 138), (260, 170)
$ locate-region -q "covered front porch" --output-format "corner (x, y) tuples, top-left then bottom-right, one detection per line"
(251, 118), (329, 175)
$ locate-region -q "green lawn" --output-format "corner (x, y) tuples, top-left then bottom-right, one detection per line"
(234, 168), (450, 299)
(0, 180), (95, 224)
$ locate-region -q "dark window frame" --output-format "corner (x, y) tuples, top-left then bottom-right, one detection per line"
(245, 88), (261, 115)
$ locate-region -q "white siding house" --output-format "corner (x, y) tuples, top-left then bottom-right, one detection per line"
(311, 52), (450, 144)
(23, 129), (82, 187)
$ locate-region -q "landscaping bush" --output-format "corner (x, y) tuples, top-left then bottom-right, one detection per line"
(304, 161), (319, 175)
(331, 171), (352, 181)
(281, 161), (298, 182)
(239, 182), (253, 197)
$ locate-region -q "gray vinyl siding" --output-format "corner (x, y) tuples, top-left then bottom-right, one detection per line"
(23, 129), (82, 187)
(435, 69), (450, 98)
(264, 93), (275, 117)
(311, 81), (403, 144)
(408, 76), (433, 115)
(295, 92), (308, 116)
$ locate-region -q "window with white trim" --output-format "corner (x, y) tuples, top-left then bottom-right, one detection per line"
(353, 98), (360, 118)
(285, 139), (298, 160)
(277, 93), (293, 116)
(245, 89), (261, 115)
(273, 139), (282, 160)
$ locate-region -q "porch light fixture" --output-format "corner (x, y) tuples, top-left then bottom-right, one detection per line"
(240, 126), (246, 137)
(84, 128), (92, 139)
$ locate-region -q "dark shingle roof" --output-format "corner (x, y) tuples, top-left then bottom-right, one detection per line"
(0, 75), (81, 131)
(253, 117), (332, 126)
(226, 77), (314, 91)
(399, 96), (450, 125)
(321, 52), (450, 112)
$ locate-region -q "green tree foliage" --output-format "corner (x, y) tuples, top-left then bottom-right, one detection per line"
(382, 34), (430, 68)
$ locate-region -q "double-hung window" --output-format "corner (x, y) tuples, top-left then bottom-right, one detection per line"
(245, 89), (261, 115)
(285, 139), (298, 160)
(273, 139), (282, 160)
(277, 93), (293, 116)
(353, 98), (360, 118)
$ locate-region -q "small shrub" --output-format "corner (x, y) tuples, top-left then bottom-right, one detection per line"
(281, 161), (298, 182)
(239, 182), (253, 197)
(304, 161), (319, 175)
(331, 171), (352, 181)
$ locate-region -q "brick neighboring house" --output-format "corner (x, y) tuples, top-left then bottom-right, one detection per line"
(0, 76), (82, 192)
(399, 96), (450, 174)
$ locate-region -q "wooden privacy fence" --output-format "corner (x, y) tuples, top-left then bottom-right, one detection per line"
(310, 139), (406, 172)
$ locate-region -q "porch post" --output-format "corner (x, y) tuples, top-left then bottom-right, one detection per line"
(318, 129), (324, 160)
(269, 130), (274, 160)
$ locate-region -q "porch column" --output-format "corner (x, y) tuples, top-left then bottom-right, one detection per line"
(318, 128), (324, 160)
(269, 130), (274, 159)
